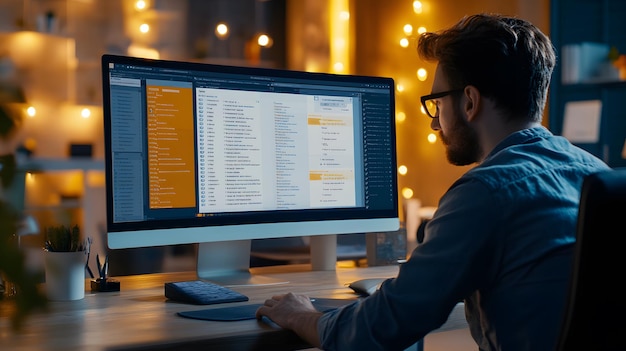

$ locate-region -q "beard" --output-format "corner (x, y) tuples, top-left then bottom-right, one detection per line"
(439, 101), (481, 166)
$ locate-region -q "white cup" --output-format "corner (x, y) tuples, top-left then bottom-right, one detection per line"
(44, 251), (86, 301)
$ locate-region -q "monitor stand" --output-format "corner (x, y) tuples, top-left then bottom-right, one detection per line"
(195, 235), (337, 287)
(309, 234), (337, 270)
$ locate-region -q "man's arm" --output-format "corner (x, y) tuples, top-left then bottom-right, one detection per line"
(256, 292), (323, 348)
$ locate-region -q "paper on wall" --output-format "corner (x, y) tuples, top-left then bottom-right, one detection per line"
(562, 100), (602, 143)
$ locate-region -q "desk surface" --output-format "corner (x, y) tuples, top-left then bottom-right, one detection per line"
(0, 264), (467, 351)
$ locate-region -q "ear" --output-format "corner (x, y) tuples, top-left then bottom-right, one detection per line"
(463, 85), (481, 122)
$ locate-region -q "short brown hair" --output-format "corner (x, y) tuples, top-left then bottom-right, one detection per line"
(417, 13), (555, 122)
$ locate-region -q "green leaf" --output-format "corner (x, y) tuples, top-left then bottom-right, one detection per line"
(45, 224), (83, 252)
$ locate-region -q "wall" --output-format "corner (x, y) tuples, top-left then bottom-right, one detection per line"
(2, 0), (550, 212)
(1, 1), (552, 268)
(348, 0), (550, 210)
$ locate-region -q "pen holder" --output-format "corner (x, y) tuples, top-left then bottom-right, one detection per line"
(90, 278), (120, 292)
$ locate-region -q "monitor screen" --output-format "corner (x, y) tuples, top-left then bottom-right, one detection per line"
(102, 54), (399, 282)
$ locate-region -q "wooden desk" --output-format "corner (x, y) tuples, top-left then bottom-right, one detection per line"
(0, 265), (468, 351)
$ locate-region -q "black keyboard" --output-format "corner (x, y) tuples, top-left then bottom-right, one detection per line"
(164, 280), (249, 305)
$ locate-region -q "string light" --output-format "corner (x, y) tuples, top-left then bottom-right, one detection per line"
(333, 62), (345, 72)
(396, 111), (406, 123)
(417, 68), (428, 81)
(215, 23), (229, 39)
(427, 133), (437, 143)
(135, 0), (147, 11)
(257, 34), (271, 47)
(81, 108), (91, 118)
(413, 1), (423, 14)
(139, 23), (150, 33)
(403, 24), (413, 35)
(420, 105), (427, 115)
(402, 187), (415, 199)
(27, 106), (36, 117)
(398, 165), (408, 175)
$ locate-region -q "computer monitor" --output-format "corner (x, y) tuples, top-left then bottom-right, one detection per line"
(101, 54), (399, 284)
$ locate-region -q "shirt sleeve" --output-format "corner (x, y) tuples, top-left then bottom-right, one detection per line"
(317, 178), (500, 351)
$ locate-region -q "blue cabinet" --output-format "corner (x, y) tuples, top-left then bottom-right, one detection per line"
(549, 0), (626, 167)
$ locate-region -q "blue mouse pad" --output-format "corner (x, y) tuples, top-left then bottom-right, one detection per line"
(178, 298), (357, 321)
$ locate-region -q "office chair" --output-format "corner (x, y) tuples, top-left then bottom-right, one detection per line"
(555, 168), (626, 351)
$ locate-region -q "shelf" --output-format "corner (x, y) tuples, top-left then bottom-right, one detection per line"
(550, 0), (626, 168)
(18, 157), (105, 172)
(26, 202), (82, 211)
(562, 79), (626, 89)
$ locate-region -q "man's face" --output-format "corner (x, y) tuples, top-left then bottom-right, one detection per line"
(430, 65), (481, 166)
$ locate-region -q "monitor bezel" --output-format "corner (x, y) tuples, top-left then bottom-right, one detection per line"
(102, 54), (399, 250)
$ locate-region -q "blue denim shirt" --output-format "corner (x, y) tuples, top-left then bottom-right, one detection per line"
(318, 127), (610, 351)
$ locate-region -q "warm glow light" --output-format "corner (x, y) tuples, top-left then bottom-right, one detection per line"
(257, 34), (270, 47)
(417, 68), (428, 81)
(417, 26), (427, 34)
(81, 108), (91, 118)
(403, 24), (413, 35)
(400, 38), (409, 48)
(428, 133), (437, 143)
(26, 106), (36, 117)
(334, 37), (346, 50)
(402, 187), (414, 199)
(396, 111), (406, 122)
(397, 84), (405, 92)
(305, 62), (322, 72)
(127, 44), (160, 59)
(413, 1), (423, 14)
(330, 0), (350, 73)
(135, 0), (146, 10)
(333, 62), (345, 72)
(15, 32), (39, 48)
(215, 23), (229, 38)
(139, 23), (150, 33)
(398, 165), (408, 175)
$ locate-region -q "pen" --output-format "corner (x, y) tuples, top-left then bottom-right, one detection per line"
(85, 237), (95, 279)
(104, 255), (109, 280)
(96, 254), (103, 279)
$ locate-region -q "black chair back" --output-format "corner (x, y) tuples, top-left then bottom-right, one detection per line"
(556, 168), (626, 350)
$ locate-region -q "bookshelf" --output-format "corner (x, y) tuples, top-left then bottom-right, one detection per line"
(549, 0), (626, 167)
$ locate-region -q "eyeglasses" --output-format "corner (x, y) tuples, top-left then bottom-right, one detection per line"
(420, 88), (464, 118)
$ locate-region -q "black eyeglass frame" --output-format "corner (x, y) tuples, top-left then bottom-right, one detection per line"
(420, 88), (464, 118)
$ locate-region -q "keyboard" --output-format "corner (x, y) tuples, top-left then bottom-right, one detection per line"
(164, 280), (249, 305)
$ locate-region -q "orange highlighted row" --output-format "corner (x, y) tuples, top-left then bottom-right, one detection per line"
(309, 171), (353, 180)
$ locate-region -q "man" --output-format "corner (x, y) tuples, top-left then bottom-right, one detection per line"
(256, 13), (610, 350)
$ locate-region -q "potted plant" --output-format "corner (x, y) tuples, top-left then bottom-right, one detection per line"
(44, 224), (86, 253)
(43, 224), (88, 301)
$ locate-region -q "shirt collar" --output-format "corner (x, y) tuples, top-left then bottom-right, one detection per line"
(484, 126), (552, 161)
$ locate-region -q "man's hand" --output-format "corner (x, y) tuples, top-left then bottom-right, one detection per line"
(256, 292), (323, 348)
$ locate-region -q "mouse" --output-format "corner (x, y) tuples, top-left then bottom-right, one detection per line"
(348, 278), (386, 296)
